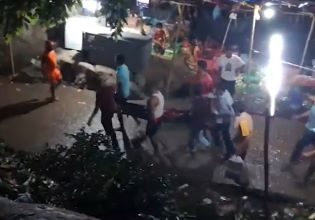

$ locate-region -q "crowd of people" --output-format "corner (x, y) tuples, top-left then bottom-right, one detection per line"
(41, 38), (315, 185)
(41, 40), (254, 162)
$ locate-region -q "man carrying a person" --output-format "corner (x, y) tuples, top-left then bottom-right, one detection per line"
(218, 47), (245, 96)
(87, 81), (119, 150)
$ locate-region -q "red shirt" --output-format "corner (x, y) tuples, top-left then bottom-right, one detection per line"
(200, 73), (214, 95)
(96, 86), (117, 114)
(154, 29), (166, 45)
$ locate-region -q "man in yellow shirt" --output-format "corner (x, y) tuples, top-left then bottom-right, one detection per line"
(233, 102), (253, 160)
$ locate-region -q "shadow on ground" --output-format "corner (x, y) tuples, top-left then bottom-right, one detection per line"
(0, 99), (52, 123)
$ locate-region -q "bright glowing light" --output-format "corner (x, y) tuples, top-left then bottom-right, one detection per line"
(264, 2), (274, 7)
(265, 34), (284, 116)
(298, 2), (309, 8)
(263, 8), (275, 19)
(82, 0), (101, 13)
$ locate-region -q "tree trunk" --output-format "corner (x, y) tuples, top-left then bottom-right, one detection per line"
(0, 197), (99, 220)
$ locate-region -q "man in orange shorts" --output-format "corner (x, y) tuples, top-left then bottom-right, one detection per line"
(41, 40), (62, 101)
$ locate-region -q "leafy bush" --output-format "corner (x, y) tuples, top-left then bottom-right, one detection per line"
(0, 130), (185, 220)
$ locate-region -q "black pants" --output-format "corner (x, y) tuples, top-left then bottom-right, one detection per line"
(146, 119), (162, 153)
(290, 128), (315, 163)
(101, 112), (119, 149)
(211, 122), (236, 158)
(114, 94), (130, 148)
(221, 78), (236, 96)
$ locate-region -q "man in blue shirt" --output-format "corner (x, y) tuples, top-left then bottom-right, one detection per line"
(116, 54), (130, 100)
(115, 54), (131, 148)
(289, 95), (315, 165)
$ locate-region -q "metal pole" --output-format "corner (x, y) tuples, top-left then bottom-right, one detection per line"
(9, 41), (16, 77)
(221, 19), (233, 50)
(263, 108), (271, 219)
(300, 15), (315, 67)
(248, 5), (259, 69)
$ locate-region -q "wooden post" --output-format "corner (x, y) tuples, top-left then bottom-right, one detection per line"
(300, 14), (315, 67)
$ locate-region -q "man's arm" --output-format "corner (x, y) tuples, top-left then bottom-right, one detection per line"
(293, 110), (310, 120)
(235, 56), (245, 73)
(148, 96), (159, 121)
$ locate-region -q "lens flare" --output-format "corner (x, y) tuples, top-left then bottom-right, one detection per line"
(265, 34), (283, 116)
(263, 8), (276, 19)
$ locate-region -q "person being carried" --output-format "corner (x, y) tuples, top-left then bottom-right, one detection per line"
(87, 81), (119, 149)
(233, 101), (253, 160)
(153, 22), (167, 55)
(218, 46), (245, 96)
(41, 40), (62, 101)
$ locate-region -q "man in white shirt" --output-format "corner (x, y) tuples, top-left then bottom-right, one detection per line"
(218, 47), (245, 96)
(211, 83), (236, 160)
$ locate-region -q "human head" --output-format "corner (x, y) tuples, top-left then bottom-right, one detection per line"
(235, 101), (246, 114)
(215, 83), (226, 95)
(45, 40), (54, 52)
(225, 46), (233, 58)
(156, 22), (163, 29)
(116, 54), (125, 66)
(197, 60), (207, 72)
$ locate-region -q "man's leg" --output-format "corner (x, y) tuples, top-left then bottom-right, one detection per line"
(304, 159), (315, 183)
(290, 129), (315, 163)
(228, 80), (236, 96)
(188, 125), (200, 153)
(101, 113), (119, 149)
(50, 82), (56, 100)
(221, 122), (236, 159)
(115, 96), (130, 148)
(146, 120), (161, 154)
(210, 124), (222, 147)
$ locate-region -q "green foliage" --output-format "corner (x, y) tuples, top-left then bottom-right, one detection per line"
(100, 0), (130, 38)
(0, 129), (186, 220)
(0, 0), (135, 41)
(0, 0), (81, 41)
